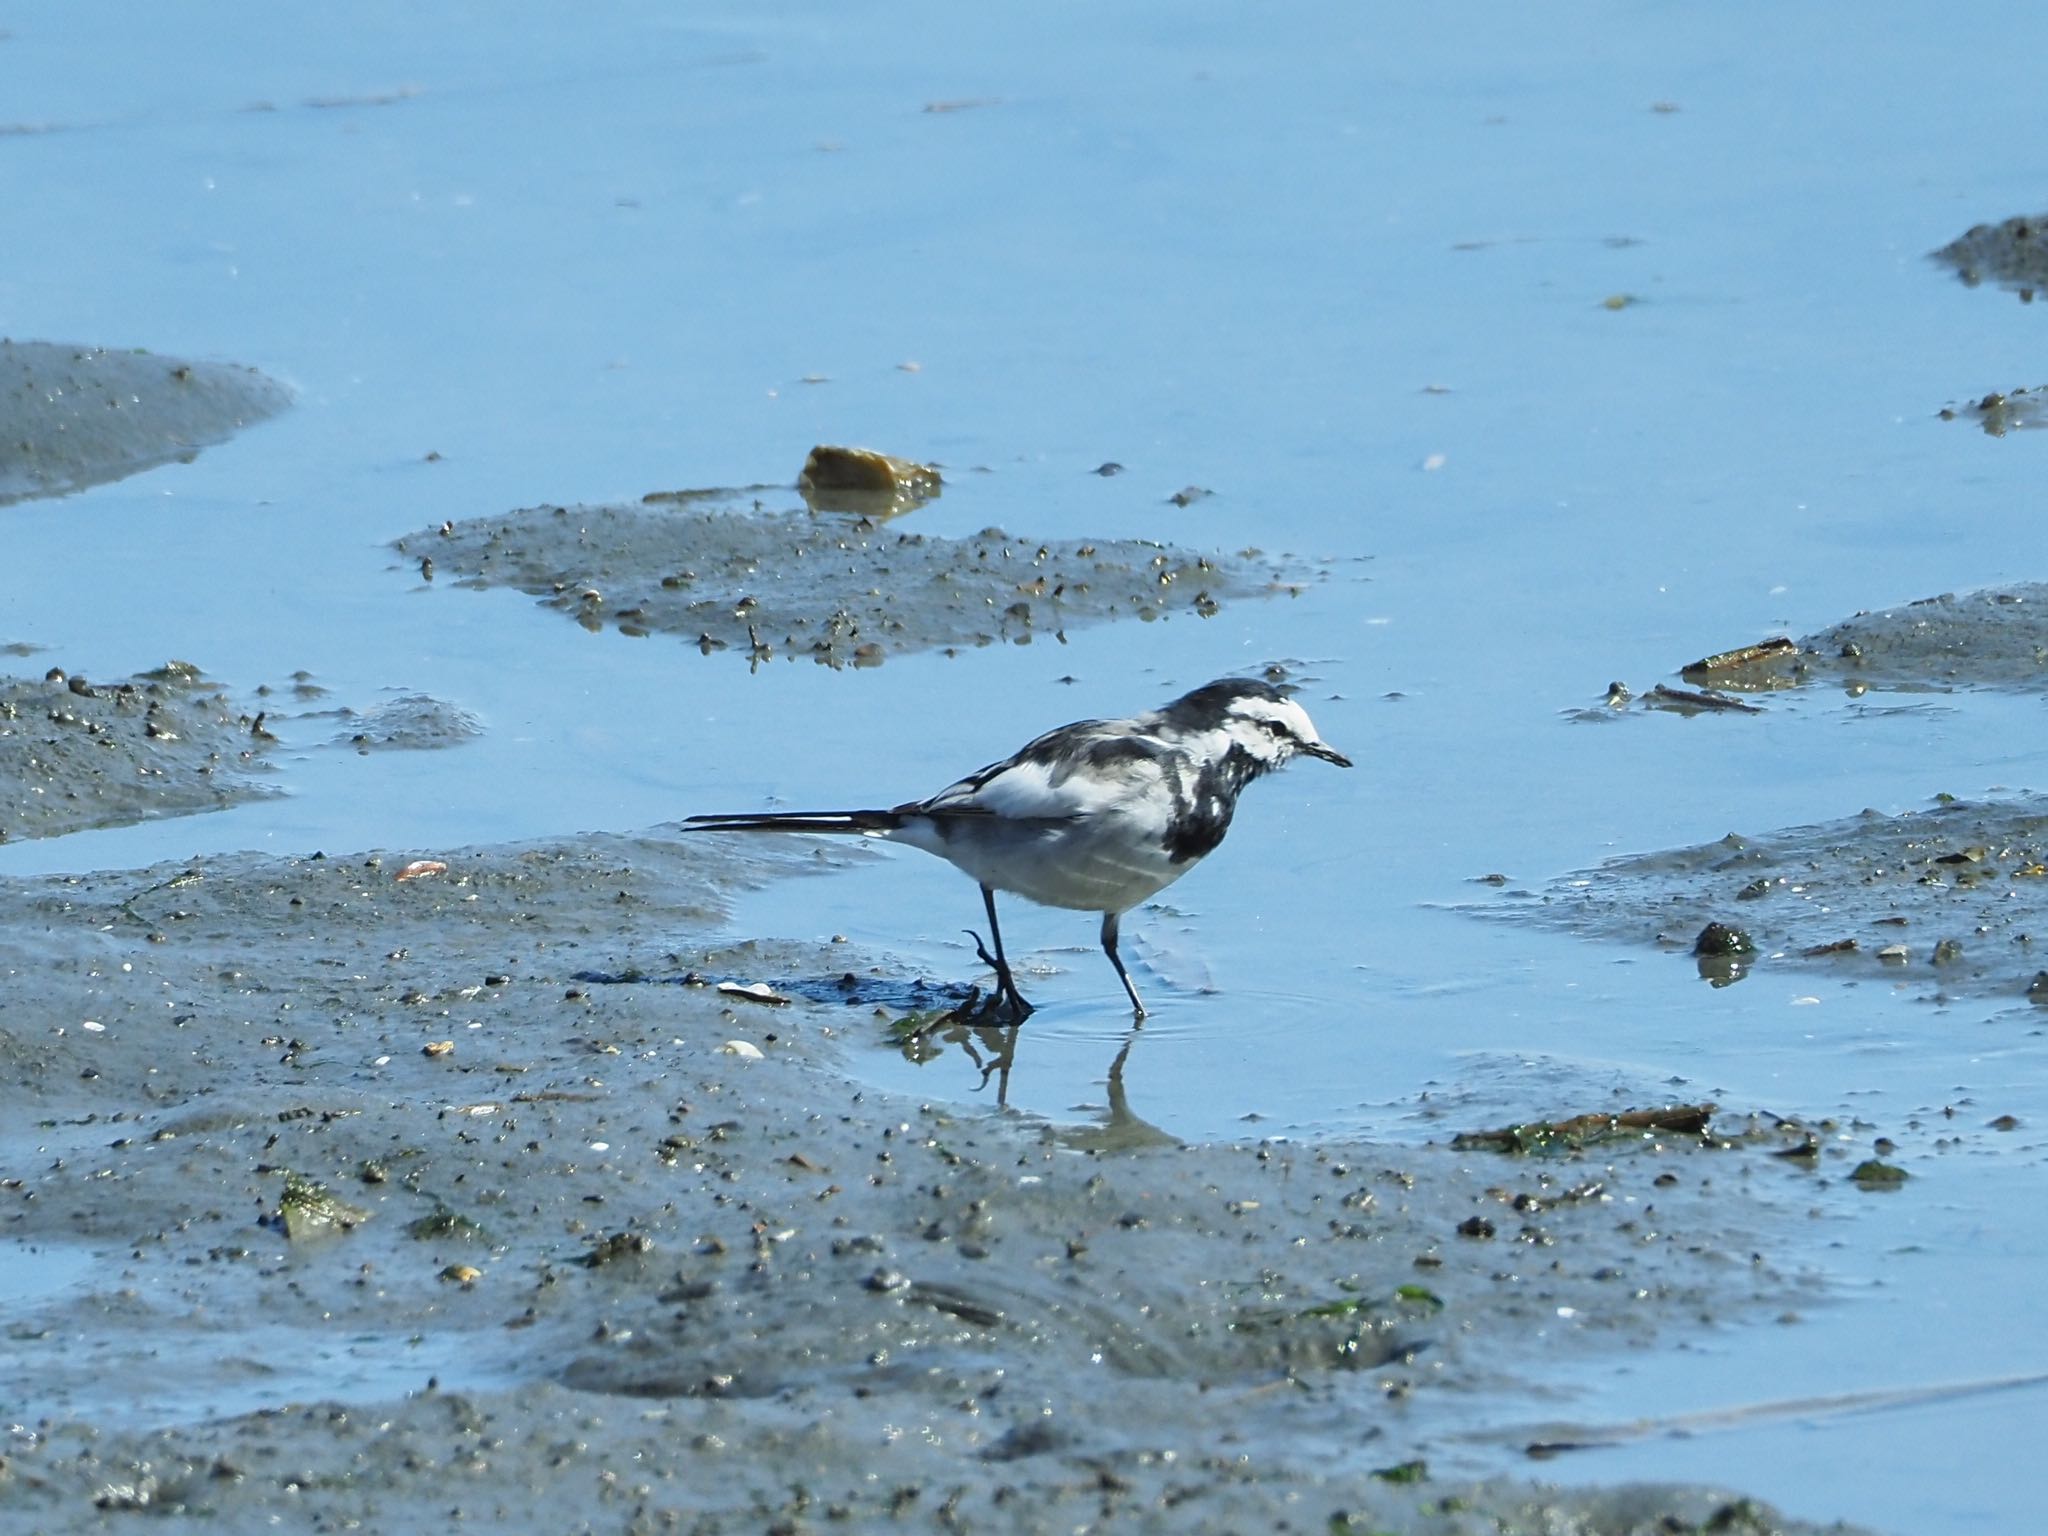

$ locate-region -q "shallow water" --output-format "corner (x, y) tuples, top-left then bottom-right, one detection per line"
(5, 3), (2048, 1531)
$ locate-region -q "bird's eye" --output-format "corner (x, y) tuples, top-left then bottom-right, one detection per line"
(1262, 720), (1289, 739)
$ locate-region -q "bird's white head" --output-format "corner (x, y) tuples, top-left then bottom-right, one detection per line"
(1167, 679), (1353, 771)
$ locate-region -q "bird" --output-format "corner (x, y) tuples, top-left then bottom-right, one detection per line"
(683, 677), (1351, 1019)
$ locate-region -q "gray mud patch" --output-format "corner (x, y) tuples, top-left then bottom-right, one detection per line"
(0, 830), (1876, 1533)
(395, 498), (1298, 667)
(1482, 794), (2048, 1003)
(1591, 584), (2048, 712)
(1933, 212), (2048, 298)
(1801, 586), (2048, 692)
(0, 340), (291, 506)
(0, 661), (276, 844)
(7, 1394), (1866, 1536)
(317, 691), (484, 752)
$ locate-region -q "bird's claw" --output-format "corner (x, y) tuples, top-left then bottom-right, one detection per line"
(962, 929), (1034, 1022)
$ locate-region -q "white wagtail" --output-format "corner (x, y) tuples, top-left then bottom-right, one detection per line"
(685, 678), (1350, 1019)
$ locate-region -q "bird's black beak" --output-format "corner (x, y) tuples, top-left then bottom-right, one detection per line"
(1304, 741), (1352, 768)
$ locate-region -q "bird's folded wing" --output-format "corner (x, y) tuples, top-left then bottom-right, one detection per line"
(920, 738), (1172, 822)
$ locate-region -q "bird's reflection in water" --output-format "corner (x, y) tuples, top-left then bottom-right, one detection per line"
(886, 1004), (1177, 1151)
(1054, 1028), (1179, 1153)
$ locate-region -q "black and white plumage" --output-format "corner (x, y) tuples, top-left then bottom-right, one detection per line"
(684, 678), (1351, 1018)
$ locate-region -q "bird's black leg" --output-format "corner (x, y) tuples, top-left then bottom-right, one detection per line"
(969, 884), (1033, 1019)
(1101, 911), (1147, 1020)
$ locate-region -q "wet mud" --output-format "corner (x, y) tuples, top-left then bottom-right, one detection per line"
(1593, 583), (2048, 711)
(1939, 386), (2048, 437)
(1543, 582), (2048, 996)
(0, 662), (276, 844)
(318, 692), (485, 752)
(0, 829), (1873, 1534)
(1484, 795), (2048, 1004)
(0, 340), (291, 506)
(394, 497), (1298, 666)
(1932, 212), (2048, 298)
(1798, 586), (2048, 692)
(0, 662), (482, 845)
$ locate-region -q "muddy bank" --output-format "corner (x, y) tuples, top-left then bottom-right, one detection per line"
(395, 497), (1304, 666)
(8, 1391), (1864, 1536)
(1567, 585), (2048, 995)
(1596, 584), (2048, 712)
(0, 662), (486, 843)
(0, 661), (276, 844)
(1481, 794), (2048, 1004)
(0, 340), (291, 506)
(0, 829), (1875, 1534)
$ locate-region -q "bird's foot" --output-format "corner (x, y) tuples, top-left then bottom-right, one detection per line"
(963, 929), (1034, 1022)
(943, 985), (1033, 1029)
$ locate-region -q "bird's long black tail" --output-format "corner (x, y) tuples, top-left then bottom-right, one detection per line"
(683, 809), (904, 835)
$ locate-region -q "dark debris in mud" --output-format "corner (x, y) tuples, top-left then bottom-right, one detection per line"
(569, 962), (978, 1015)
(1452, 1103), (1717, 1155)
(0, 660), (277, 842)
(0, 339), (291, 506)
(395, 497), (1298, 666)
